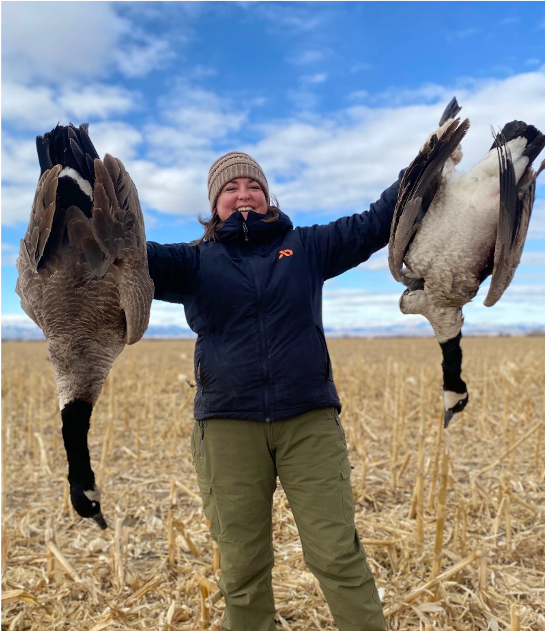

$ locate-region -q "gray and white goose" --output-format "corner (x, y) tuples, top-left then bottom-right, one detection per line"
(16, 124), (154, 528)
(389, 98), (545, 427)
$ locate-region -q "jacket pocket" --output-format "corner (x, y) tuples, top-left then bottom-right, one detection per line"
(194, 342), (205, 392)
(315, 324), (333, 381)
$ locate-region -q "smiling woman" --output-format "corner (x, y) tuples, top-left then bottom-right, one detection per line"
(195, 152), (281, 243)
(146, 150), (403, 630)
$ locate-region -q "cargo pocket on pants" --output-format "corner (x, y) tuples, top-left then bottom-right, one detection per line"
(340, 458), (355, 525)
(197, 478), (222, 539)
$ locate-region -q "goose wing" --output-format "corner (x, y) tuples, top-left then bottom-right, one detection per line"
(16, 165), (62, 328)
(484, 152), (544, 307)
(389, 118), (470, 282)
(93, 155), (154, 344)
(17, 124), (153, 346)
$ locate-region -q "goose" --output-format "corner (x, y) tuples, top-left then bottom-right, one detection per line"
(389, 98), (545, 427)
(16, 124), (154, 528)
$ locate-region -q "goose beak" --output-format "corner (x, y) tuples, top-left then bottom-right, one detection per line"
(443, 409), (454, 428)
(92, 512), (108, 530)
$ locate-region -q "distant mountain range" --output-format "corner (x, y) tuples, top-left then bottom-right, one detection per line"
(2, 318), (544, 341)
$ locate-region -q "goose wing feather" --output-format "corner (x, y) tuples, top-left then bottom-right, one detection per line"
(16, 165), (63, 328)
(389, 118), (470, 281)
(101, 154), (154, 344)
(438, 97), (462, 126)
(483, 153), (542, 307)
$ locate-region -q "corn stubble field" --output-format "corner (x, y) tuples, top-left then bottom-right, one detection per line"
(2, 337), (545, 631)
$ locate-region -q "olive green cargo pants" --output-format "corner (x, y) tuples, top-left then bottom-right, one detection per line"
(191, 407), (386, 631)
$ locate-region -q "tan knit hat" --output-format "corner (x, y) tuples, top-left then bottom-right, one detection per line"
(208, 151), (269, 212)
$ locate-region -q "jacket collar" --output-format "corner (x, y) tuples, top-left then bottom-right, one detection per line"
(216, 209), (293, 244)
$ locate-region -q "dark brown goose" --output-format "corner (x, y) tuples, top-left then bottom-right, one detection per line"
(16, 124), (154, 528)
(389, 98), (545, 427)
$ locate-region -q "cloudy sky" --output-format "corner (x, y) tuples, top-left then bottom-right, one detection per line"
(2, 1), (545, 336)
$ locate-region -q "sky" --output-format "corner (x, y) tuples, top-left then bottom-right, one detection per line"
(2, 1), (545, 338)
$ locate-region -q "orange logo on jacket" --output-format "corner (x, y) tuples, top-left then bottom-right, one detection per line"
(278, 249), (293, 259)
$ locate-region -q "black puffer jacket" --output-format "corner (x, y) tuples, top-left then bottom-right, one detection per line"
(147, 175), (401, 422)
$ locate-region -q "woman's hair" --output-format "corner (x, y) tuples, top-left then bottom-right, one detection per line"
(191, 195), (281, 245)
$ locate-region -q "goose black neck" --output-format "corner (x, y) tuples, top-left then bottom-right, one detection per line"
(440, 332), (466, 393)
(61, 399), (95, 488)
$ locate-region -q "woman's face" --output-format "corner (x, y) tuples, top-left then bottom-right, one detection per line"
(216, 178), (268, 222)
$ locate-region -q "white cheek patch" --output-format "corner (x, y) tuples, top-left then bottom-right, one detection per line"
(443, 390), (468, 410)
(84, 486), (101, 503)
(59, 167), (93, 200)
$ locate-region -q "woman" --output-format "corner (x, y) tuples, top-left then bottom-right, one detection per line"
(147, 152), (402, 631)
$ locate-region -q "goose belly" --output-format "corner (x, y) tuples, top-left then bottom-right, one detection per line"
(40, 264), (125, 334)
(38, 265), (127, 406)
(404, 183), (499, 306)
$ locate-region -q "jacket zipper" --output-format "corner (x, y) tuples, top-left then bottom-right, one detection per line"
(242, 221), (249, 242)
(198, 420), (205, 458)
(245, 254), (271, 421)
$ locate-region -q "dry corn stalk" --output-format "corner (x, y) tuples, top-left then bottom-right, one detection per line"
(431, 439), (449, 579)
(112, 516), (126, 593)
(510, 603), (521, 631)
(384, 551), (481, 617)
(1, 521), (8, 576)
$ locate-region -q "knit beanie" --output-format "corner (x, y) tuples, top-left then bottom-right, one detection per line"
(208, 152), (269, 212)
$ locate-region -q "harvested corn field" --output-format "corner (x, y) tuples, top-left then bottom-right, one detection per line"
(2, 337), (545, 631)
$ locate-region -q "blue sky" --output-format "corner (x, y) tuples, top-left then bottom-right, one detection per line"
(2, 1), (545, 336)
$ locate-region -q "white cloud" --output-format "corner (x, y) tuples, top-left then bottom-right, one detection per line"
(250, 72), (545, 216)
(149, 302), (189, 328)
(3, 72), (545, 232)
(321, 284), (545, 332)
(83, 122), (143, 163)
(1, 2), (174, 85)
(255, 4), (324, 33)
(446, 27), (481, 41)
(291, 49), (331, 65)
(1, 2), (128, 83)
(300, 73), (327, 85)
(520, 251), (545, 266)
(127, 160), (209, 217)
(350, 63), (372, 73)
(1, 83), (61, 129)
(58, 85), (138, 120)
(114, 39), (174, 78)
(358, 252), (390, 272)
(2, 243), (20, 267)
(2, 81), (137, 130)
(527, 199), (545, 239)
(1, 184), (36, 227)
(323, 288), (401, 329)
(1, 136), (40, 187)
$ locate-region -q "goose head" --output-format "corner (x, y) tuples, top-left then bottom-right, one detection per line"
(70, 482), (107, 529)
(443, 390), (469, 428)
